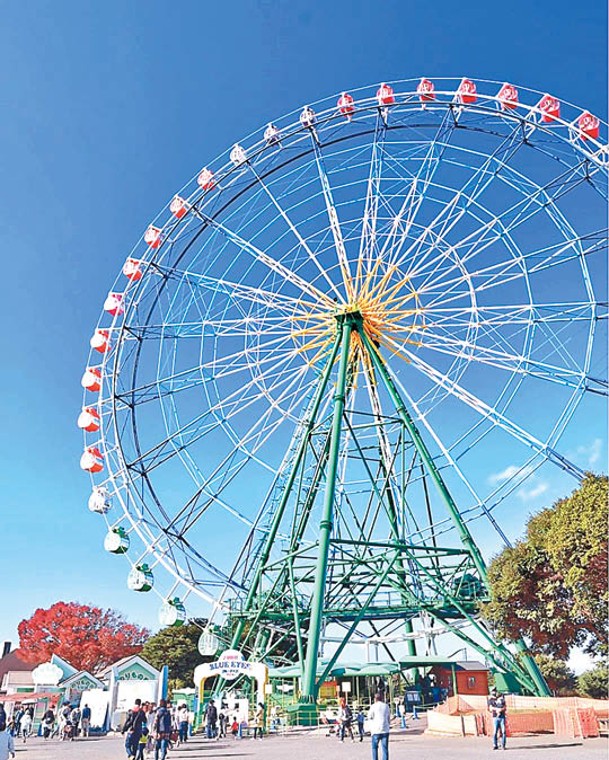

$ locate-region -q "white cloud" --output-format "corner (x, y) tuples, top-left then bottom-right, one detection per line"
(488, 463), (534, 485)
(517, 481), (549, 502)
(571, 438), (603, 469)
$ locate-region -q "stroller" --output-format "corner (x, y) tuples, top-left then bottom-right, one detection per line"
(62, 720), (74, 741)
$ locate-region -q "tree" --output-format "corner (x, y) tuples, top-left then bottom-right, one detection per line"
(18, 602), (149, 672)
(534, 655), (576, 695)
(577, 661), (609, 699)
(484, 474), (608, 658)
(140, 623), (208, 688)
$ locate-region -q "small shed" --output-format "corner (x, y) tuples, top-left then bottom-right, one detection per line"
(430, 660), (489, 697)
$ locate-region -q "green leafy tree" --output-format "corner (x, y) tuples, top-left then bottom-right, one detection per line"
(484, 474), (608, 658)
(577, 661), (609, 699)
(534, 654), (576, 695)
(141, 623), (209, 688)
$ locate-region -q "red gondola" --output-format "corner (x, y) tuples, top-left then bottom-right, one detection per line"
(90, 329), (110, 354)
(81, 367), (101, 392)
(144, 225), (162, 248)
(497, 83), (518, 110)
(577, 112), (600, 140)
(197, 168), (215, 190)
(537, 94), (560, 122)
(337, 92), (355, 119)
(104, 292), (124, 316)
(123, 258), (142, 281)
(376, 83), (395, 106)
(170, 195), (189, 219)
(417, 78), (435, 103)
(458, 78), (477, 104)
(78, 407), (100, 432)
(80, 446), (104, 473)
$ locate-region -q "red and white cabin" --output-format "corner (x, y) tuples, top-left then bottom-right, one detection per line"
(80, 446), (104, 473)
(537, 94), (560, 122)
(417, 78), (435, 103)
(458, 78), (477, 104)
(78, 407), (100, 432)
(81, 367), (101, 392)
(337, 92), (355, 118)
(197, 168), (215, 190)
(497, 83), (518, 110)
(144, 225), (162, 248)
(376, 83), (395, 106)
(104, 292), (124, 316)
(170, 195), (189, 219)
(577, 111), (600, 140)
(90, 329), (110, 354)
(123, 258), (143, 281)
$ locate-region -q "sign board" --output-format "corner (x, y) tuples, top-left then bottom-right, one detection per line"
(208, 649), (251, 681)
(32, 662), (63, 686)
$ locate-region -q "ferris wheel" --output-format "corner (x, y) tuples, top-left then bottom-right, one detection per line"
(80, 77), (607, 695)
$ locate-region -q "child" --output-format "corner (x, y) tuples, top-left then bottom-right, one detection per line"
(231, 717), (239, 738)
(356, 707), (365, 742)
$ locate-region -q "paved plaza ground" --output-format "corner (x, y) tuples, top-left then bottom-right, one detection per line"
(11, 727), (608, 760)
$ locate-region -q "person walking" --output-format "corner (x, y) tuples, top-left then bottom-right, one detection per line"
(338, 698), (355, 742)
(122, 699), (146, 759)
(488, 687), (507, 750)
(41, 707), (54, 739)
(70, 705), (81, 738)
(367, 692), (391, 760)
(205, 700), (218, 739)
(253, 703), (265, 740)
(19, 710), (32, 744)
(356, 707), (365, 742)
(153, 699), (172, 760)
(81, 704), (91, 737)
(177, 703), (189, 743)
(0, 720), (15, 760)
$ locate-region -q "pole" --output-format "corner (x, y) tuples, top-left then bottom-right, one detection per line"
(301, 314), (354, 700)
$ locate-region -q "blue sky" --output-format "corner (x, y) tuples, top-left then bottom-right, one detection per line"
(0, 1), (606, 652)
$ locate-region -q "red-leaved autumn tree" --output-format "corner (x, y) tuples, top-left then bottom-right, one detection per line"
(18, 602), (150, 672)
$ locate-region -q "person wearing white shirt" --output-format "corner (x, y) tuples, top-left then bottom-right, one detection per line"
(0, 726), (15, 760)
(367, 692), (390, 760)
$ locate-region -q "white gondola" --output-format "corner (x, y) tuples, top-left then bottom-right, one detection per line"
(264, 123), (280, 145)
(127, 563), (154, 592)
(88, 486), (112, 514)
(230, 144), (247, 167)
(299, 106), (316, 128)
(159, 598), (187, 627)
(104, 527), (129, 554)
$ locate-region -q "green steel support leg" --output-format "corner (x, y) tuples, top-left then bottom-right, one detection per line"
(362, 333), (550, 696)
(230, 331), (342, 651)
(363, 332), (487, 579)
(301, 314), (353, 701)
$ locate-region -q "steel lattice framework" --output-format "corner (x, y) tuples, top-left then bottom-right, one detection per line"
(80, 78), (607, 700)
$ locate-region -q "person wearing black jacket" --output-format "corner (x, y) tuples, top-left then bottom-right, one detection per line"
(122, 700), (146, 760)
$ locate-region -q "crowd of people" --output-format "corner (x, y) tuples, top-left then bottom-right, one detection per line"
(121, 698), (192, 760)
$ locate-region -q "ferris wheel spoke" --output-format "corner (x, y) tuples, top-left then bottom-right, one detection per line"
(411, 159), (593, 285)
(126, 357), (309, 472)
(156, 264), (324, 316)
(384, 109), (459, 270)
(418, 232), (606, 316)
(391, 373), (512, 545)
(193, 210), (334, 307)
(357, 113), (387, 283)
(410, 325), (601, 393)
(383, 336), (585, 478)
(246, 164), (346, 303)
(309, 135), (355, 301)
(394, 122), (525, 275)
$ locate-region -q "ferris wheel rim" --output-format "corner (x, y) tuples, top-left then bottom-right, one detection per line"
(81, 76), (608, 615)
